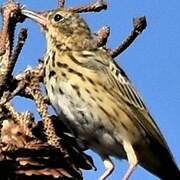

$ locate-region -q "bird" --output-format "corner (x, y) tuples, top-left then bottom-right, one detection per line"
(21, 8), (180, 180)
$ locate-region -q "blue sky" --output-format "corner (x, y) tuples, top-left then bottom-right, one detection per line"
(0, 0), (179, 179)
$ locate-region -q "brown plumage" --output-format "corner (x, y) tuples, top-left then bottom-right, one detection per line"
(21, 8), (180, 180)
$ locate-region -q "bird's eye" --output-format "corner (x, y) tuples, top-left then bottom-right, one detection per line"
(54, 14), (63, 22)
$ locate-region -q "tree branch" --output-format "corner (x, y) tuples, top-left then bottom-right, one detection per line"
(110, 16), (147, 58)
(0, 2), (25, 91)
(68, 0), (107, 13)
(96, 26), (110, 47)
(58, 0), (65, 8)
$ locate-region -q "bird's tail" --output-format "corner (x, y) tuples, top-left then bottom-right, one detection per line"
(136, 134), (180, 180)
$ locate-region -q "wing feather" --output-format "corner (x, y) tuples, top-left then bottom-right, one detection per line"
(105, 57), (171, 152)
(72, 50), (171, 152)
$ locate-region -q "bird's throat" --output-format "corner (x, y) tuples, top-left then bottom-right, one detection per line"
(46, 32), (97, 52)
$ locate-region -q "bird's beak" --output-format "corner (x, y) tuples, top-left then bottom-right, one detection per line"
(21, 9), (49, 28)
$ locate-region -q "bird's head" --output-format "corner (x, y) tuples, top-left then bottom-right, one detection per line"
(22, 8), (97, 50)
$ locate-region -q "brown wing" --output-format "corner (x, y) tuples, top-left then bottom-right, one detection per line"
(103, 55), (171, 153)
(74, 49), (171, 152)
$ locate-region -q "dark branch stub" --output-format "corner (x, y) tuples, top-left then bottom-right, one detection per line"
(111, 16), (147, 58)
(6, 28), (28, 80)
(96, 26), (110, 47)
(133, 16), (147, 34)
(11, 28), (27, 63)
(68, 0), (107, 13)
(58, 0), (65, 8)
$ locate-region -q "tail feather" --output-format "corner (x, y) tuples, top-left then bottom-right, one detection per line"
(135, 135), (180, 180)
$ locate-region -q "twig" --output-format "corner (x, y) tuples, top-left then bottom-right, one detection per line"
(68, 0), (107, 13)
(96, 25), (110, 47)
(0, 62), (43, 106)
(0, 2), (25, 90)
(58, 0), (65, 8)
(3, 102), (20, 121)
(110, 16), (147, 58)
(0, 80), (25, 106)
(0, 29), (28, 95)
(9, 28), (27, 74)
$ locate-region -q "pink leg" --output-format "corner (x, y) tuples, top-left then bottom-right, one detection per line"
(122, 163), (137, 180)
(99, 156), (114, 180)
(122, 141), (138, 180)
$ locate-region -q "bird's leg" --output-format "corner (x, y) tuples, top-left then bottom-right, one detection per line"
(99, 156), (114, 180)
(122, 163), (137, 180)
(122, 141), (138, 180)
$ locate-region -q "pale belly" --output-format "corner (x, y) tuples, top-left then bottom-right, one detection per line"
(46, 80), (126, 159)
